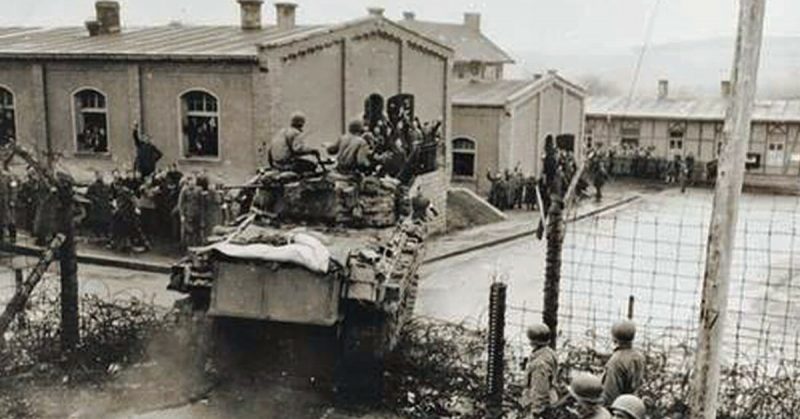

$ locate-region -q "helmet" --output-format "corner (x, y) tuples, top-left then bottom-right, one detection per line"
(611, 320), (636, 342)
(610, 394), (646, 419)
(290, 112), (306, 128)
(568, 373), (604, 404)
(348, 119), (364, 135)
(526, 323), (551, 345)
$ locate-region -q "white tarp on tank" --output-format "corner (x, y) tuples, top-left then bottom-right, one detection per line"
(199, 232), (331, 274)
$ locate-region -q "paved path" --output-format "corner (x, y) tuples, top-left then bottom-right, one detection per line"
(424, 181), (661, 263)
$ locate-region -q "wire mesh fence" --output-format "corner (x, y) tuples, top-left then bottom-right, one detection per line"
(506, 190), (800, 370)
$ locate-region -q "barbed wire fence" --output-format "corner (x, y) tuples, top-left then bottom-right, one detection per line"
(502, 190), (800, 414)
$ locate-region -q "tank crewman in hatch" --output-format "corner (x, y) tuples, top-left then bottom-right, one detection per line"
(602, 320), (646, 405)
(521, 323), (558, 418)
(269, 112), (322, 174)
(326, 119), (373, 175)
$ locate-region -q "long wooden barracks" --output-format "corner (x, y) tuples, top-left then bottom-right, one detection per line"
(0, 1), (455, 230)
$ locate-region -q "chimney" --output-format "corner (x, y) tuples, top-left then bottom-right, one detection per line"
(237, 0), (264, 31)
(658, 79), (669, 100)
(403, 11), (416, 21)
(464, 12), (481, 32)
(547, 69), (558, 76)
(86, 1), (120, 36)
(275, 2), (297, 30)
(721, 80), (732, 98)
(533, 73), (543, 80)
(367, 7), (385, 17)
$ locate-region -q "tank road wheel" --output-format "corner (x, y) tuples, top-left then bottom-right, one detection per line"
(336, 303), (386, 403)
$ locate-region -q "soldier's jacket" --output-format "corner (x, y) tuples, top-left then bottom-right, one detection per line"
(602, 346), (645, 405)
(178, 185), (202, 224)
(523, 346), (558, 415)
(583, 406), (612, 419)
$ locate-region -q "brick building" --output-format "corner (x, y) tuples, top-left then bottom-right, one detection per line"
(401, 12), (586, 195)
(587, 80), (800, 178)
(0, 1), (454, 230)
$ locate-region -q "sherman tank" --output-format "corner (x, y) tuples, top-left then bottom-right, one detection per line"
(169, 93), (440, 398)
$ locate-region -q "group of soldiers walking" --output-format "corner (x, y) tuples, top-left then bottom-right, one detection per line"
(521, 320), (646, 419)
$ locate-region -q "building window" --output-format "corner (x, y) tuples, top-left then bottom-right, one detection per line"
(620, 121), (640, 148)
(452, 137), (476, 177)
(73, 88), (109, 153)
(767, 142), (785, 166)
(669, 131), (684, 151)
(585, 128), (594, 149)
(0, 86), (14, 146)
(181, 90), (219, 158)
(745, 152), (761, 170)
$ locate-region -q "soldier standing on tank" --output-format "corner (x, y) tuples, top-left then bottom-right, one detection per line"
(609, 395), (646, 419)
(521, 323), (558, 418)
(565, 373), (612, 419)
(602, 320), (646, 405)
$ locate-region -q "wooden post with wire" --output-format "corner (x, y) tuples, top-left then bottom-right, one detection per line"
(689, 1), (766, 418)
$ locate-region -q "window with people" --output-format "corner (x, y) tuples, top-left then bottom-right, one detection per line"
(0, 87), (14, 146)
(452, 137), (476, 177)
(74, 88), (109, 153)
(181, 90), (219, 158)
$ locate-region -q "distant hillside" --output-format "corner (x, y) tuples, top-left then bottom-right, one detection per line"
(509, 36), (800, 99)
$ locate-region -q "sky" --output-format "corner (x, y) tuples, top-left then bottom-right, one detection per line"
(2, 0), (798, 55)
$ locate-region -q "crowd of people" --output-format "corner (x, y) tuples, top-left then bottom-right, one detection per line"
(0, 123), (230, 253)
(486, 140), (704, 215)
(600, 144), (696, 192)
(521, 320), (646, 419)
(0, 97), (442, 253)
(486, 142), (611, 215)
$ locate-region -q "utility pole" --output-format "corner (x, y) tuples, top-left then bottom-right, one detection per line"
(689, 1), (766, 418)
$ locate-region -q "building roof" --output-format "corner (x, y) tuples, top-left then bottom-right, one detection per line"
(587, 96), (800, 123)
(453, 72), (585, 107)
(399, 19), (513, 64)
(0, 16), (453, 63)
(0, 24), (328, 61)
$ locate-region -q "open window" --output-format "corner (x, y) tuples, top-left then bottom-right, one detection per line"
(73, 89), (109, 154)
(181, 90), (219, 158)
(452, 137), (476, 178)
(0, 86), (14, 146)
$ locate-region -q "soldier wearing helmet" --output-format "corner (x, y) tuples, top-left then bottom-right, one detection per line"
(521, 323), (558, 418)
(609, 394), (646, 419)
(268, 112), (321, 174)
(325, 119), (373, 174)
(602, 320), (646, 405)
(567, 373), (611, 418)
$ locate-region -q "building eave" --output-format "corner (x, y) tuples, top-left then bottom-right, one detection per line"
(0, 52), (259, 63)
